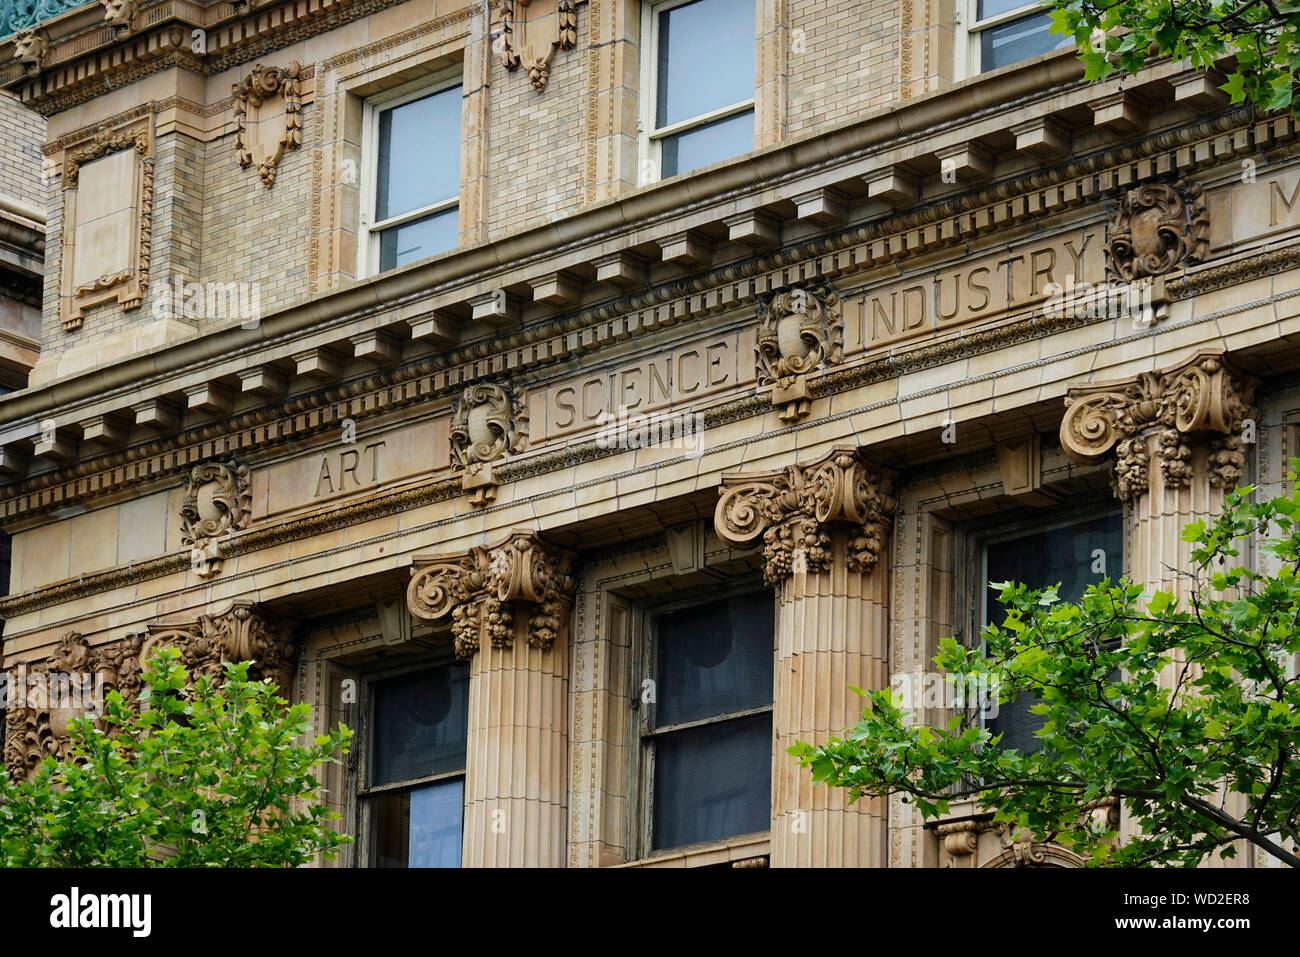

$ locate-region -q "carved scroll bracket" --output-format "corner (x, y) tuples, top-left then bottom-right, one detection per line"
(756, 283), (843, 423)
(1105, 178), (1209, 281)
(1060, 351), (1258, 501)
(450, 381), (528, 507)
(714, 447), (896, 587)
(406, 530), (575, 659)
(180, 458), (252, 578)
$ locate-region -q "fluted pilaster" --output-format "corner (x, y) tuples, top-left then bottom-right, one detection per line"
(715, 448), (895, 867)
(407, 530), (575, 866)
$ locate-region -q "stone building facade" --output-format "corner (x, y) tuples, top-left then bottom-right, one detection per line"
(0, 0), (1294, 868)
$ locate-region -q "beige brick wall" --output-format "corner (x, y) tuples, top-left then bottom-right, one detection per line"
(786, 0), (900, 138)
(486, 8), (589, 239)
(199, 106), (313, 318)
(0, 90), (47, 210)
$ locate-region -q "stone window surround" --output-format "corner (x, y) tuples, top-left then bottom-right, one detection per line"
(56, 113), (154, 332)
(627, 578), (774, 862)
(356, 65), (466, 280)
(311, 13), (488, 293)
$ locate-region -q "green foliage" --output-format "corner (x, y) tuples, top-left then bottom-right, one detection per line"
(0, 649), (352, 866)
(792, 471), (1300, 867)
(1047, 0), (1300, 115)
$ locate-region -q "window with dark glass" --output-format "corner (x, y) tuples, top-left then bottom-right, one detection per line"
(968, 0), (1072, 73)
(364, 78), (462, 274)
(981, 511), (1123, 753)
(642, 591), (773, 851)
(644, 0), (755, 181)
(363, 661), (469, 867)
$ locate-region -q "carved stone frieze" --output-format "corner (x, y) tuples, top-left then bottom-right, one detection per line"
(1105, 179), (1209, 281)
(233, 62), (302, 187)
(1060, 352), (1258, 501)
(714, 448), (896, 587)
(492, 0), (577, 92)
(450, 382), (528, 506)
(2, 602), (295, 781)
(407, 530), (575, 659)
(756, 283), (843, 422)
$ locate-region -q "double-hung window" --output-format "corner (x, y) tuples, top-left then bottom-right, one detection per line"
(963, 0), (1073, 75)
(980, 511), (1123, 753)
(361, 74), (463, 275)
(361, 660), (469, 867)
(639, 590), (774, 853)
(641, 0), (755, 183)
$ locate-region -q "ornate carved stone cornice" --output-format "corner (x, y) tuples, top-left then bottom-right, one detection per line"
(406, 530), (575, 659)
(1060, 351), (1259, 501)
(2, 601), (294, 780)
(714, 448), (896, 586)
(756, 283), (843, 423)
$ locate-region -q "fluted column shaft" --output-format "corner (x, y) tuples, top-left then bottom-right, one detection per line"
(463, 638), (568, 867)
(771, 526), (889, 867)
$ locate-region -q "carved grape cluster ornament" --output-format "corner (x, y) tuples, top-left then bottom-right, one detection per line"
(756, 284), (843, 422)
(450, 382), (528, 506)
(1060, 352), (1257, 501)
(407, 530), (575, 659)
(1105, 179), (1209, 281)
(715, 448), (895, 587)
(233, 62), (302, 187)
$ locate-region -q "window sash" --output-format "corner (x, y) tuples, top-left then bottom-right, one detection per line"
(969, 1), (1046, 33)
(639, 0), (756, 184)
(359, 71), (462, 277)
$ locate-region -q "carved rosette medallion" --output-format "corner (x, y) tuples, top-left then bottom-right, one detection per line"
(180, 458), (251, 577)
(1060, 352), (1258, 501)
(407, 530), (575, 659)
(756, 284), (843, 423)
(233, 62), (302, 187)
(493, 0), (578, 92)
(1105, 179), (1209, 281)
(450, 382), (528, 507)
(715, 448), (896, 587)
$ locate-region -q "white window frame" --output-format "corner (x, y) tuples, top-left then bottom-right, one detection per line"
(358, 68), (463, 278)
(956, 0), (1057, 79)
(637, 0), (756, 186)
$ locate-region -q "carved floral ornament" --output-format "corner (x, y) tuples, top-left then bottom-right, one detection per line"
(492, 0), (578, 92)
(450, 381), (528, 507)
(233, 62), (302, 188)
(714, 448), (896, 587)
(1105, 179), (1209, 281)
(180, 458), (252, 578)
(2, 603), (294, 782)
(756, 283), (844, 423)
(1060, 352), (1258, 501)
(406, 530), (575, 659)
